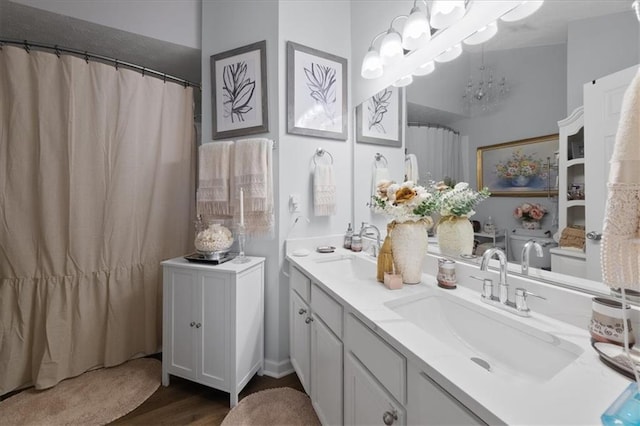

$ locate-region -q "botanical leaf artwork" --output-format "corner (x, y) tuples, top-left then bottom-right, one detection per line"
(222, 61), (255, 123)
(367, 88), (392, 133)
(304, 63), (337, 124)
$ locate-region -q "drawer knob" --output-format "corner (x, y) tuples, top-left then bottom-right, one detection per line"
(298, 308), (307, 315)
(383, 409), (398, 425)
(304, 317), (314, 324)
(189, 321), (196, 327)
(195, 323), (202, 328)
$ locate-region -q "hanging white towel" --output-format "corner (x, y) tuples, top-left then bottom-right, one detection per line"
(405, 153), (419, 183)
(232, 138), (274, 236)
(601, 68), (640, 290)
(196, 141), (233, 216)
(314, 163), (336, 216)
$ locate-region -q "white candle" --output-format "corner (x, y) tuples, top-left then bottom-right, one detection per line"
(239, 188), (244, 226)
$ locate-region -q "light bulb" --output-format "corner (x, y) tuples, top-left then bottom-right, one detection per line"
(463, 22), (498, 45)
(361, 47), (383, 79)
(500, 1), (544, 23)
(434, 43), (462, 63)
(430, 0), (466, 29)
(393, 74), (413, 87)
(413, 61), (435, 77)
(380, 29), (404, 66)
(402, 6), (431, 51)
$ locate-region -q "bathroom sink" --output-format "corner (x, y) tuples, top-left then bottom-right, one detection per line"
(313, 253), (376, 282)
(385, 291), (584, 383)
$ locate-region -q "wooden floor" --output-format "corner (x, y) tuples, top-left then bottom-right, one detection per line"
(111, 370), (304, 425)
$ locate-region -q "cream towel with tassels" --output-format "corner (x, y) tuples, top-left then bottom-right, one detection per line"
(601, 68), (640, 290)
(314, 163), (336, 216)
(196, 141), (233, 217)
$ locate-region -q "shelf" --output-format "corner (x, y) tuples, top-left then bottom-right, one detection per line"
(567, 200), (585, 208)
(567, 158), (585, 168)
(474, 231), (504, 238)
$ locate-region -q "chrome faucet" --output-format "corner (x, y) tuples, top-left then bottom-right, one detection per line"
(480, 247), (509, 304)
(359, 222), (381, 257)
(521, 239), (543, 275)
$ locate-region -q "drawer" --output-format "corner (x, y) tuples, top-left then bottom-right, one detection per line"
(290, 266), (311, 303)
(345, 313), (406, 404)
(311, 284), (343, 337)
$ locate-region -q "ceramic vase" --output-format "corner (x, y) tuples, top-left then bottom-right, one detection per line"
(437, 216), (474, 258)
(389, 220), (430, 284)
(511, 175), (531, 187)
(522, 220), (540, 230)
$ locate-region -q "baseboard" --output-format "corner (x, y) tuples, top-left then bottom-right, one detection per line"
(262, 358), (294, 379)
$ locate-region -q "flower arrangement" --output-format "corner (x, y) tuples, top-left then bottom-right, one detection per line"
(372, 180), (438, 224)
(513, 202), (546, 222)
(495, 149), (543, 179)
(436, 182), (491, 218)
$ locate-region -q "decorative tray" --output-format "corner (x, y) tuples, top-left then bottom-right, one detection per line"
(592, 340), (640, 380)
(184, 252), (237, 265)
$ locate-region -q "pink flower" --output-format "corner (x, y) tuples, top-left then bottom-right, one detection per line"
(513, 207), (523, 219)
(530, 207), (545, 220)
(520, 203), (532, 214)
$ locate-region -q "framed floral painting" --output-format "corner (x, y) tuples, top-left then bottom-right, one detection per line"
(476, 134), (559, 197)
(211, 40), (268, 140)
(286, 41), (348, 140)
(356, 86), (402, 147)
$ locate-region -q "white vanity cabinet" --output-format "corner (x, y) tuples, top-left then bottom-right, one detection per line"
(162, 256), (265, 408)
(290, 265), (343, 425)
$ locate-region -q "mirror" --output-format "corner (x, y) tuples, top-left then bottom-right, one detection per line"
(353, 1), (639, 297)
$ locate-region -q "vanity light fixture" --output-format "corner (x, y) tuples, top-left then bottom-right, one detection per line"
(361, 31), (386, 79)
(402, 3), (431, 51)
(430, 0), (466, 29)
(434, 43), (462, 63)
(393, 74), (414, 87)
(413, 60), (435, 77)
(380, 17), (406, 66)
(463, 21), (498, 45)
(500, 1), (545, 22)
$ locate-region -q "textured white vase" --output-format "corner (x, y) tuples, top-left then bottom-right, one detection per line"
(390, 221), (429, 284)
(437, 216), (474, 258)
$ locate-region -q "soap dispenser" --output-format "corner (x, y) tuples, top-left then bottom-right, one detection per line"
(344, 223), (353, 249)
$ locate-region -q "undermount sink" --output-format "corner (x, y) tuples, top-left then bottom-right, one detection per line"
(385, 290), (584, 383)
(313, 253), (376, 282)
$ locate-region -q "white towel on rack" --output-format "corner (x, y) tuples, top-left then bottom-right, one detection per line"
(197, 141), (233, 216)
(601, 68), (640, 290)
(405, 153), (419, 183)
(371, 167), (391, 202)
(232, 138), (274, 236)
(314, 163), (336, 216)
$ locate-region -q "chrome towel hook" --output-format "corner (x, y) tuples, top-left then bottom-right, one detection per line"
(314, 148), (334, 165)
(374, 152), (388, 168)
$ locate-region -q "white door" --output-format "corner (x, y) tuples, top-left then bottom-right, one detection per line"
(198, 271), (229, 388)
(290, 291), (311, 394)
(311, 315), (343, 426)
(166, 268), (197, 380)
(344, 352), (405, 426)
(583, 65), (638, 282)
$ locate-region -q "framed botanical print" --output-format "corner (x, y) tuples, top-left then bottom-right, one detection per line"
(211, 40), (268, 139)
(356, 86), (402, 147)
(286, 41), (348, 140)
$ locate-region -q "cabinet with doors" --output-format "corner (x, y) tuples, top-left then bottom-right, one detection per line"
(162, 256), (265, 407)
(290, 265), (343, 425)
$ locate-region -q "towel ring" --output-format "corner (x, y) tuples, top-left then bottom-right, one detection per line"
(314, 147), (334, 165)
(374, 152), (388, 168)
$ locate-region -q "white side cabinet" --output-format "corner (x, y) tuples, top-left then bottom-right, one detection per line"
(162, 256), (265, 407)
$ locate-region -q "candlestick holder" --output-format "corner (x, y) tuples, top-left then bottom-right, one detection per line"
(234, 223), (250, 264)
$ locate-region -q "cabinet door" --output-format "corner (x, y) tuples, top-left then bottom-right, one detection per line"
(198, 271), (229, 388)
(290, 290), (311, 394)
(165, 268), (197, 380)
(407, 365), (485, 426)
(344, 352), (405, 426)
(311, 315), (343, 426)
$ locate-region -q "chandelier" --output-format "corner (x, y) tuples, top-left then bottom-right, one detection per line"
(462, 48), (509, 113)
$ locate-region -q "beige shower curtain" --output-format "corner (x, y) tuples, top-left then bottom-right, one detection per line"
(0, 45), (195, 394)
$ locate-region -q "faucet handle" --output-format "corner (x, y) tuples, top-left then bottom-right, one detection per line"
(515, 288), (546, 313)
(470, 275), (493, 299)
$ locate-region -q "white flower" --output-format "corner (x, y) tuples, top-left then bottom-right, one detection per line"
(454, 182), (469, 190)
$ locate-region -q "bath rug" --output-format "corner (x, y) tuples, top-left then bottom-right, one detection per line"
(0, 357), (161, 425)
(221, 387), (320, 426)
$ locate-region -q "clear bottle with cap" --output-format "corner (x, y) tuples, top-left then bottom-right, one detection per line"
(344, 223), (353, 249)
(484, 216), (495, 234)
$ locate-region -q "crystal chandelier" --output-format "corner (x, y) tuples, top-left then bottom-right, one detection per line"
(462, 48), (509, 113)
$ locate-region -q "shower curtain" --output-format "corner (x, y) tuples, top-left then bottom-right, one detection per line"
(405, 125), (463, 186)
(0, 46), (195, 394)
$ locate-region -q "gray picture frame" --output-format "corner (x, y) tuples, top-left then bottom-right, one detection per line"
(356, 86), (402, 147)
(211, 40), (268, 140)
(286, 41), (348, 141)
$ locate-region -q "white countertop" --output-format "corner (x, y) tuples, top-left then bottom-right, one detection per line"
(286, 243), (631, 425)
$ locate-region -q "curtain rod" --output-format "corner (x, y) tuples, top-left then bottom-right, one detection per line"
(407, 121), (459, 135)
(0, 38), (201, 90)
